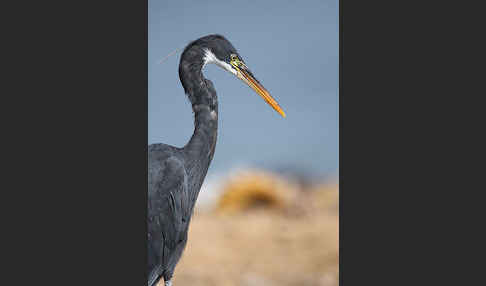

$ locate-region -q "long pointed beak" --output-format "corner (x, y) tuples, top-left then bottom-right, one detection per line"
(236, 66), (286, 118)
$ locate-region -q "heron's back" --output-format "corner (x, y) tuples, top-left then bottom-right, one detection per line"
(148, 143), (191, 285)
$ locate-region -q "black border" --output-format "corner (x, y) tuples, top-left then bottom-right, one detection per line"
(4, 1), (148, 284)
(5, 0), (471, 284)
(340, 0), (454, 284)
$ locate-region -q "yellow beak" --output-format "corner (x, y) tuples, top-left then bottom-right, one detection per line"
(236, 67), (286, 118)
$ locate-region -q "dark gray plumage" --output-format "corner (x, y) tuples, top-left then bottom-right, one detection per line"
(148, 35), (237, 286)
(148, 34), (284, 286)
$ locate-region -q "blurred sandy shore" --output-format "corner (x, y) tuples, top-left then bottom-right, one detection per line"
(163, 171), (339, 286)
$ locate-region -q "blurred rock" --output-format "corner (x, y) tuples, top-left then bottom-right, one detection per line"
(215, 169), (299, 215)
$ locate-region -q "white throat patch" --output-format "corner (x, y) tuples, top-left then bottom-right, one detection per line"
(202, 49), (237, 76)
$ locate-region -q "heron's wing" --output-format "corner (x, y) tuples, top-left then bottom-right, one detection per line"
(147, 155), (190, 276)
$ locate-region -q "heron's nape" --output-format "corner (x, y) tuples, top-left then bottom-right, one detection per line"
(148, 34), (284, 286)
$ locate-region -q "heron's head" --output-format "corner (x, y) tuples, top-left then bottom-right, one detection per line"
(199, 35), (286, 118)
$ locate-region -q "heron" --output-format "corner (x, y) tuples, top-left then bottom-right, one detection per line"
(148, 34), (285, 286)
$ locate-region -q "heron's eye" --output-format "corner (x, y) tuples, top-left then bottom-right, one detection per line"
(230, 54), (242, 69)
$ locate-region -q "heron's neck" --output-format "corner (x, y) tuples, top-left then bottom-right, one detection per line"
(183, 87), (218, 164)
(185, 103), (218, 161)
(181, 100), (218, 209)
(179, 49), (219, 176)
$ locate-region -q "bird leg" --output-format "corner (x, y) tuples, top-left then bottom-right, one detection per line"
(164, 280), (172, 286)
